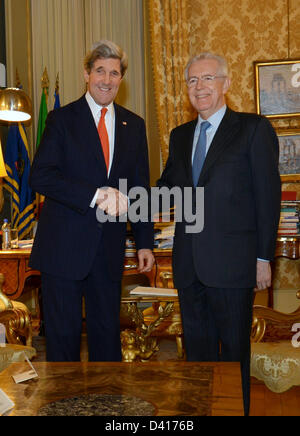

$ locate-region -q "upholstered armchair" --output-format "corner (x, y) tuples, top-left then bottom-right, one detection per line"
(251, 291), (300, 393)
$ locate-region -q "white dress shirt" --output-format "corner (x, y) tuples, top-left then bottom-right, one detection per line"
(85, 91), (115, 207)
(191, 105), (226, 164)
(85, 91), (115, 175)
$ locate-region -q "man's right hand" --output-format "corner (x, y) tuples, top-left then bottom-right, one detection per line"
(96, 187), (128, 216)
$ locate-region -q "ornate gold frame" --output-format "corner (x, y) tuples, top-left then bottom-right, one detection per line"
(281, 174), (300, 182)
(254, 59), (300, 119)
(276, 128), (300, 182)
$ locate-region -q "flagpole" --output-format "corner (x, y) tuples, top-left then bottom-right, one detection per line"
(41, 67), (49, 106)
(34, 67), (49, 219)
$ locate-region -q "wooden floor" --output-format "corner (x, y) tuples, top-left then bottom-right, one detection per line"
(250, 378), (300, 416)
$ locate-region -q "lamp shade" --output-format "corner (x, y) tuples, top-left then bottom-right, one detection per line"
(0, 87), (32, 122)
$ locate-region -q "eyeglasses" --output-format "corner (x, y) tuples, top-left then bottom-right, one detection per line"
(187, 75), (227, 88)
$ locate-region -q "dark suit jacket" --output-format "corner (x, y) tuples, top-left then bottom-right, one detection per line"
(157, 108), (281, 290)
(29, 95), (153, 281)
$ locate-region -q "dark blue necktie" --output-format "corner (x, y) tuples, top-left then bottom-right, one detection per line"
(192, 121), (211, 187)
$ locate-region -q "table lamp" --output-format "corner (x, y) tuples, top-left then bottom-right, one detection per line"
(0, 87), (32, 211)
(0, 87), (32, 122)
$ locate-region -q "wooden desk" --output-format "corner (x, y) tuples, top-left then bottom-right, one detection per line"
(0, 248), (173, 300)
(0, 248), (179, 360)
(0, 248), (40, 300)
(0, 361), (244, 416)
(1, 237), (298, 301)
(124, 248), (173, 288)
(0, 247), (173, 301)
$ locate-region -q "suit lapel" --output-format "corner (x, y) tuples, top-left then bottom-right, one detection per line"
(108, 103), (127, 182)
(74, 96), (108, 172)
(74, 100), (131, 182)
(198, 108), (240, 184)
(182, 119), (198, 186)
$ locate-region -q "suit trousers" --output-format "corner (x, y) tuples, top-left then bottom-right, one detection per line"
(178, 282), (253, 416)
(41, 242), (122, 362)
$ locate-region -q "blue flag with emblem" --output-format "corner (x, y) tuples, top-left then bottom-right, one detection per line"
(3, 123), (35, 239)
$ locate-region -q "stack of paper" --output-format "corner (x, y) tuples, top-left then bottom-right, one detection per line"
(18, 239), (34, 248)
(130, 286), (178, 297)
(0, 389), (14, 416)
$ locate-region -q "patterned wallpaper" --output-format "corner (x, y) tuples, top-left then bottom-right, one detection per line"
(187, 0), (300, 114)
(289, 0), (300, 58)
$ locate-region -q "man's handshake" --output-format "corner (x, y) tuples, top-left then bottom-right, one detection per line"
(96, 187), (128, 217)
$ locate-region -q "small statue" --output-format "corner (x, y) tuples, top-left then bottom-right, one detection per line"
(121, 329), (141, 362)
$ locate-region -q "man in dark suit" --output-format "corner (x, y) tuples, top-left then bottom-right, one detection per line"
(157, 52), (281, 415)
(30, 40), (154, 362)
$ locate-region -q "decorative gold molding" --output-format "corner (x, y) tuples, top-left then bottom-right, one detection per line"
(0, 273), (33, 347)
(121, 300), (175, 362)
(0, 308), (32, 346)
(281, 174), (300, 183)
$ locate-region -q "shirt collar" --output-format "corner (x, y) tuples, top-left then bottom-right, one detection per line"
(85, 91), (114, 119)
(197, 105), (227, 130)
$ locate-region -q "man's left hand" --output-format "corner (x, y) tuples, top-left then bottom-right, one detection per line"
(256, 260), (272, 290)
(137, 249), (155, 273)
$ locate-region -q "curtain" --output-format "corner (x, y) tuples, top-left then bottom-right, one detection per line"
(84, 0), (145, 118)
(31, 0), (86, 138)
(148, 0), (192, 167)
(30, 0), (145, 148)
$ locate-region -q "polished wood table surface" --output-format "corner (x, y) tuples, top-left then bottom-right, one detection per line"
(0, 361), (244, 416)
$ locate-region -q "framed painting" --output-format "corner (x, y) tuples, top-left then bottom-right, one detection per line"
(254, 59), (300, 118)
(277, 129), (300, 182)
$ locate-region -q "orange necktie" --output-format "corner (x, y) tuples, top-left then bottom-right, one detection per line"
(97, 107), (110, 172)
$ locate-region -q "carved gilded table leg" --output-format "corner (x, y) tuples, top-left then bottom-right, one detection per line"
(121, 301), (175, 362)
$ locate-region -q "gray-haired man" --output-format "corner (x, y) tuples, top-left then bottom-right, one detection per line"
(30, 40), (154, 362)
(157, 52), (281, 415)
